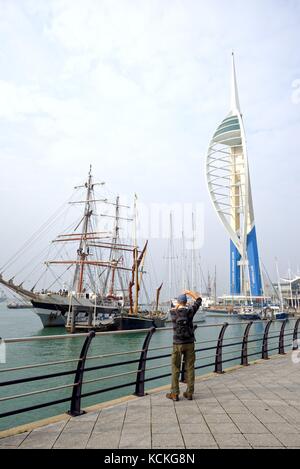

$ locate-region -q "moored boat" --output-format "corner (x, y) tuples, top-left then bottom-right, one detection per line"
(260, 306), (289, 320)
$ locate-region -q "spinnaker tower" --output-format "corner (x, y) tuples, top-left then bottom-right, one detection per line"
(206, 53), (263, 298)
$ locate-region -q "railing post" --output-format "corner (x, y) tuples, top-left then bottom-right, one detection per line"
(68, 331), (95, 416)
(215, 323), (229, 374)
(262, 320), (272, 360)
(134, 327), (156, 397)
(279, 319), (288, 355)
(293, 318), (300, 350)
(241, 321), (253, 366)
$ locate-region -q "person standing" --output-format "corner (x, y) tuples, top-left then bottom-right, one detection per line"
(166, 289), (202, 401)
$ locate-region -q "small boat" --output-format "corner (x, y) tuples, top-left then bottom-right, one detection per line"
(260, 306), (288, 321)
(237, 306), (261, 320)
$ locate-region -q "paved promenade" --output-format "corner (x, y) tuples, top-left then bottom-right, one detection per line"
(1, 353), (300, 449)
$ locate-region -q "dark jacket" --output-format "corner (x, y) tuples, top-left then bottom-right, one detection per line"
(170, 297), (202, 344)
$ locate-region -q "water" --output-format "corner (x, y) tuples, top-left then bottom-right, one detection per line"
(0, 304), (294, 431)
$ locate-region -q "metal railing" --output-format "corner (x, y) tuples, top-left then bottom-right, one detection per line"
(0, 318), (299, 423)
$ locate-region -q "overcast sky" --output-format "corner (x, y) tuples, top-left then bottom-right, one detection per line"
(0, 0), (299, 295)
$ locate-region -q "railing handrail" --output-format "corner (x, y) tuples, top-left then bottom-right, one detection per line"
(0, 319), (299, 426)
(2, 317), (296, 343)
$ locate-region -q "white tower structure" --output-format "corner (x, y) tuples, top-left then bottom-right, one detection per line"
(206, 53), (263, 297)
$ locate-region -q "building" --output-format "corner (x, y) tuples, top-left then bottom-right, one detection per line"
(273, 277), (300, 308)
(206, 53), (263, 298)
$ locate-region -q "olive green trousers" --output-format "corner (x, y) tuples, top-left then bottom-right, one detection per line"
(171, 343), (195, 395)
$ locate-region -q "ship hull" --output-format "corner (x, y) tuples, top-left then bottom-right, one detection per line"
(115, 314), (166, 330)
(203, 308), (238, 316)
(33, 308), (67, 327)
(31, 298), (122, 328)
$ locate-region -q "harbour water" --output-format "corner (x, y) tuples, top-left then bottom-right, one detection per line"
(0, 304), (293, 431)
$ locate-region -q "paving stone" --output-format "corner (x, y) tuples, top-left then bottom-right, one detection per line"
(122, 423), (151, 434)
(229, 413), (262, 424)
(273, 434), (300, 448)
(86, 431), (121, 449)
(0, 432), (29, 447)
(180, 423), (211, 434)
(204, 414), (232, 424)
(93, 420), (123, 432)
(207, 422), (241, 434)
(70, 412), (99, 422)
(152, 423), (181, 435)
(119, 433), (151, 449)
(32, 421), (67, 432)
(20, 431), (60, 449)
(214, 433), (251, 448)
(53, 431), (90, 449)
(265, 423), (299, 435)
(234, 421), (269, 434)
(183, 433), (217, 448)
(244, 433), (283, 448)
(63, 420), (95, 433)
(221, 405), (249, 414)
(251, 411), (286, 424)
(199, 407), (227, 415)
(176, 413), (205, 425)
(152, 434), (184, 448)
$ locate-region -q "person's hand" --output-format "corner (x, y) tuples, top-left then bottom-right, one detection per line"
(184, 290), (201, 299)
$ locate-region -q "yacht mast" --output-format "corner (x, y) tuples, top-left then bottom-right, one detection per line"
(191, 212), (196, 291)
(275, 258), (284, 310)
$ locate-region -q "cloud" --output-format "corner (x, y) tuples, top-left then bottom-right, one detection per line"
(0, 0), (300, 291)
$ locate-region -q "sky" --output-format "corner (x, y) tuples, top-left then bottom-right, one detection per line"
(0, 0), (299, 296)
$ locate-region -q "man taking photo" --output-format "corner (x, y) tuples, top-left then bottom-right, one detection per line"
(166, 289), (202, 401)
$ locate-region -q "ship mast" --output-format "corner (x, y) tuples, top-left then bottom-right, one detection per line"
(108, 196), (120, 297)
(72, 166), (94, 293)
(133, 194), (139, 314)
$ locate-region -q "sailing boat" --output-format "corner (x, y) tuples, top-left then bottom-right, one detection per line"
(0, 168), (167, 329)
(261, 259), (288, 320)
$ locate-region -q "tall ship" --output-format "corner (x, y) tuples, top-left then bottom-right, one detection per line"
(0, 168), (167, 330)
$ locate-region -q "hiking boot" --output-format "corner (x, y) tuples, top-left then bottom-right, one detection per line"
(166, 392), (179, 402)
(183, 392), (193, 400)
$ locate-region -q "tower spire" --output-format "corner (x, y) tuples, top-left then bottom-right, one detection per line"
(230, 52), (241, 114)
